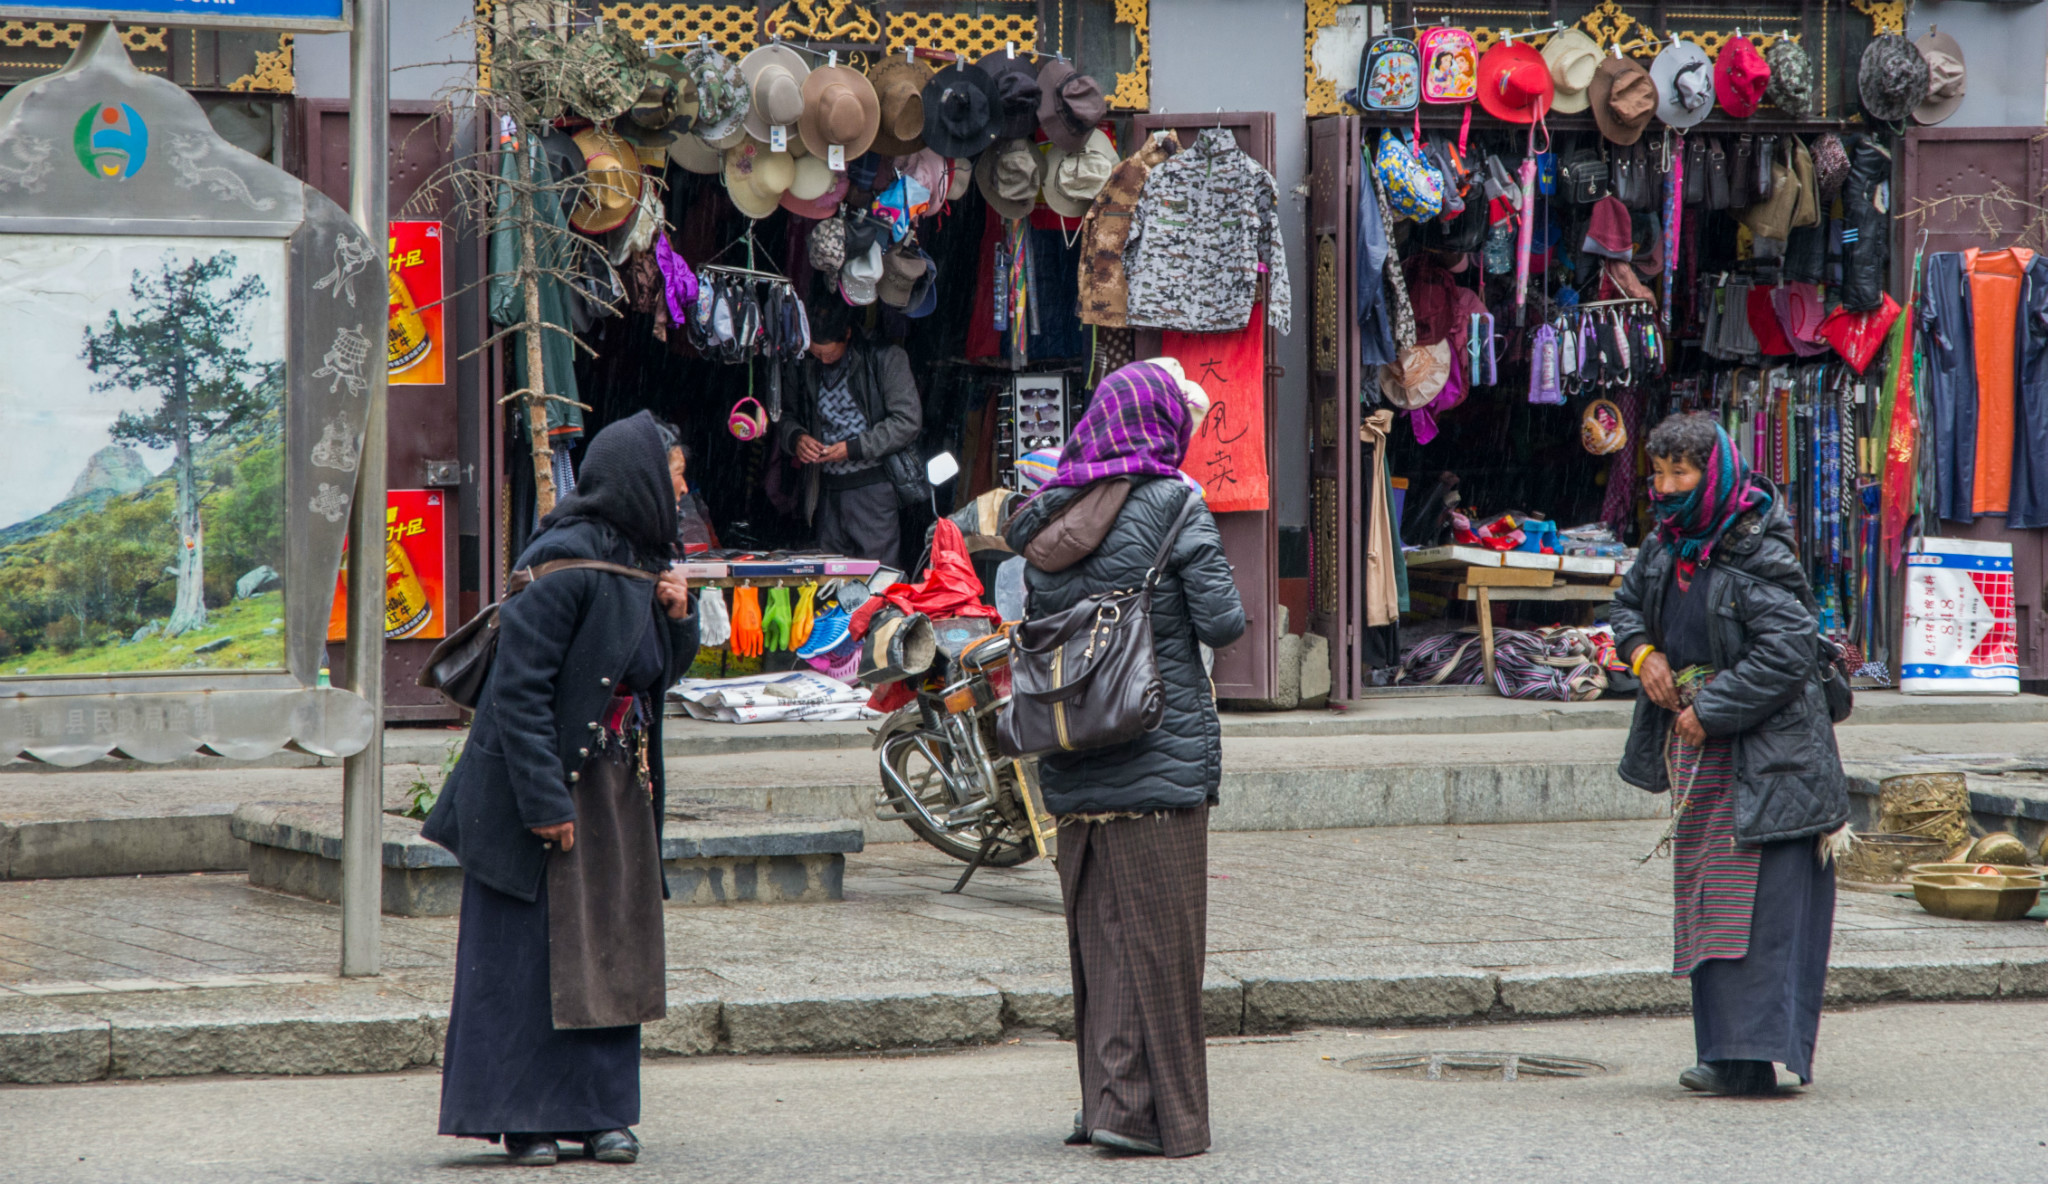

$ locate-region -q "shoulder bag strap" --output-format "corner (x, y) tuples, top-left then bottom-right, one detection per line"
(1143, 486), (1205, 590)
(506, 558), (661, 596)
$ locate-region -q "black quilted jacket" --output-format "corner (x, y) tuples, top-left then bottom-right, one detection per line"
(1608, 483), (1848, 844)
(1005, 476), (1247, 814)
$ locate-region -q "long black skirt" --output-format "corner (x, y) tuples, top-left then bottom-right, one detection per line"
(1690, 835), (1836, 1083)
(438, 872), (641, 1139)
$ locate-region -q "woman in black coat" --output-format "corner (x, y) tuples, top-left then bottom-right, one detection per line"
(1609, 412), (1847, 1097)
(1003, 361), (1245, 1158)
(424, 411), (698, 1165)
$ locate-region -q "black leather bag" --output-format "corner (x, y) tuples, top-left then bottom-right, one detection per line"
(1560, 149), (1607, 204)
(996, 490), (1202, 758)
(417, 559), (660, 709)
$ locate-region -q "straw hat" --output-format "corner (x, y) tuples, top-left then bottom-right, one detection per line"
(799, 62), (880, 159)
(568, 125), (642, 234)
(739, 43), (810, 143)
(867, 57), (933, 156)
(1540, 30), (1602, 115)
(780, 154), (848, 219)
(724, 140), (794, 220)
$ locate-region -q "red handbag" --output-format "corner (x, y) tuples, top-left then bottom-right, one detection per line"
(1818, 294), (1900, 374)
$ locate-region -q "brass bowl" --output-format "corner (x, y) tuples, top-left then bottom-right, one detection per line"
(1909, 873), (2043, 922)
(1907, 862), (2045, 881)
(1839, 834), (1951, 884)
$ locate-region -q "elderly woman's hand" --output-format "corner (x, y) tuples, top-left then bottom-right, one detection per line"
(656, 571), (693, 620)
(531, 821), (575, 850)
(1674, 707), (1706, 747)
(1635, 648), (1680, 711)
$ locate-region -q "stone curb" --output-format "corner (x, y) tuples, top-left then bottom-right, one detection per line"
(6, 956), (2042, 1082)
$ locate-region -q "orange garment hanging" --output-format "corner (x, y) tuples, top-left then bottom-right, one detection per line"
(1966, 247), (2035, 514)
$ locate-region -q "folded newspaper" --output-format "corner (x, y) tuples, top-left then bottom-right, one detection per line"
(668, 671), (879, 724)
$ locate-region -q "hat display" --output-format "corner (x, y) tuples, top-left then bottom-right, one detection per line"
(569, 125), (643, 234)
(975, 137), (1044, 220)
(1631, 210), (1664, 278)
(780, 155), (849, 219)
(808, 216), (847, 272)
(1540, 29), (1602, 115)
(1714, 37), (1770, 119)
(1582, 195), (1633, 261)
(739, 43), (809, 143)
(894, 149), (949, 208)
(723, 139), (794, 220)
(1913, 28), (1966, 125)
(1476, 41), (1553, 124)
(1378, 341), (1452, 409)
(876, 241), (928, 308)
(840, 239), (884, 306)
(566, 25), (649, 123)
(1860, 34), (1931, 124)
(921, 63), (1002, 158)
(867, 57), (934, 156)
(1811, 132), (1850, 203)
(905, 247), (939, 318)
(1763, 38), (1814, 118)
(1042, 128), (1117, 218)
(1035, 59), (1108, 152)
(628, 54), (693, 132)
(1650, 39), (1715, 129)
(946, 156), (974, 201)
(1417, 26), (1479, 104)
(977, 52), (1043, 138)
(800, 62), (880, 159)
(1588, 55), (1657, 145)
(684, 45), (750, 144)
(506, 28), (573, 121)
(1359, 37), (1421, 112)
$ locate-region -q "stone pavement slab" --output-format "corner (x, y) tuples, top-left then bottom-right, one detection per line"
(0, 819), (2043, 1079)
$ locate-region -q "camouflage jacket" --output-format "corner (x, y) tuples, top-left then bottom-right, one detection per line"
(1123, 128), (1293, 335)
(1078, 131), (1179, 327)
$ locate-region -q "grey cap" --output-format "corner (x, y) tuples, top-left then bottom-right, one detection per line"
(1858, 34), (1930, 124)
(1763, 38), (1813, 118)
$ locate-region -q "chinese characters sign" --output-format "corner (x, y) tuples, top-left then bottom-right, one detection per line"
(327, 489), (445, 642)
(387, 220), (444, 386)
(1900, 537), (2019, 694)
(1163, 306), (1269, 513)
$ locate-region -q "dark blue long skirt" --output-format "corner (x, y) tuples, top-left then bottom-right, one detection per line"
(438, 873), (641, 1138)
(1690, 836), (1836, 1083)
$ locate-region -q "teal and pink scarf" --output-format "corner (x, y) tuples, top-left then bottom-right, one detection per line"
(1651, 424), (1773, 587)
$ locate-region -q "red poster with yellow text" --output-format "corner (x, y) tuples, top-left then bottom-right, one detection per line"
(1164, 306), (1269, 513)
(327, 490), (447, 641)
(388, 221), (445, 386)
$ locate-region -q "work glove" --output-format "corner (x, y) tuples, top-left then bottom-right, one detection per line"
(762, 586), (792, 652)
(729, 586), (763, 658)
(789, 582), (817, 649)
(696, 587), (730, 647)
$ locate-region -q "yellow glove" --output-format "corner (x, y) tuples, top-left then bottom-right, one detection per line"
(790, 582), (817, 650)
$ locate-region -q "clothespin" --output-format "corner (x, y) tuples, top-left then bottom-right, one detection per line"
(1005, 40), (1016, 59)
(827, 50), (838, 68)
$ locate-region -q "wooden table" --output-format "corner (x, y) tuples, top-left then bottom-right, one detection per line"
(1406, 546), (1628, 688)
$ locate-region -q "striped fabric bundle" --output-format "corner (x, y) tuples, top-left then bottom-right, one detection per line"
(1395, 628), (1608, 701)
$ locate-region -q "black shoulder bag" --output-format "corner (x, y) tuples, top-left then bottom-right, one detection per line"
(996, 489), (1203, 758)
(417, 559), (660, 709)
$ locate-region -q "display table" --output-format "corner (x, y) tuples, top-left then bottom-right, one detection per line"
(673, 556), (884, 588)
(1406, 546), (1627, 687)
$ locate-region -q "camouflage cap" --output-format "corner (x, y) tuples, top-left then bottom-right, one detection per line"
(564, 24), (650, 123)
(808, 215), (847, 272)
(1763, 37), (1813, 118)
(1858, 33), (1930, 124)
(505, 27), (573, 122)
(685, 46), (751, 144)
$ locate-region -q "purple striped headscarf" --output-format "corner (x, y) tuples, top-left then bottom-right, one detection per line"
(1038, 361), (1192, 494)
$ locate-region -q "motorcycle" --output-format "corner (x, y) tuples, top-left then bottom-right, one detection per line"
(863, 456), (1051, 891)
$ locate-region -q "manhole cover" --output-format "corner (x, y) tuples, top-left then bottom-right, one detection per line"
(1338, 1051), (1608, 1082)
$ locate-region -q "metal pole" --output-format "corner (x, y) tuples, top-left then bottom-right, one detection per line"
(340, 0), (389, 978)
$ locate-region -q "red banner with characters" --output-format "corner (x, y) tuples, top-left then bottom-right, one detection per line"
(327, 489), (447, 641)
(1163, 307), (1269, 513)
(388, 221), (445, 386)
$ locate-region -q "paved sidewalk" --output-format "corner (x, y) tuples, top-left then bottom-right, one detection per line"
(2, 819), (2043, 1081)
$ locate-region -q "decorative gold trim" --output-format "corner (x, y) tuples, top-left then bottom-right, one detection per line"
(1304, 0), (1343, 117)
(226, 34), (295, 95)
(1106, 0), (1147, 111)
(763, 0), (883, 44)
(1849, 0), (1906, 37)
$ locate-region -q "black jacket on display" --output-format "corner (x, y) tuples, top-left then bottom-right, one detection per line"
(1839, 138), (1890, 313)
(1004, 476), (1247, 815)
(1608, 484), (1848, 845)
(775, 337), (924, 503)
(424, 413), (700, 901)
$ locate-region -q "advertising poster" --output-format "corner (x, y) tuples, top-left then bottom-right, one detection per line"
(387, 220), (444, 386)
(327, 489), (446, 642)
(1163, 305), (1270, 513)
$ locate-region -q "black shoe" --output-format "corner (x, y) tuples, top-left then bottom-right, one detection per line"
(503, 1135), (558, 1166)
(1065, 1110), (1089, 1146)
(585, 1129), (640, 1164)
(1680, 1060), (1778, 1096)
(1090, 1129), (1164, 1156)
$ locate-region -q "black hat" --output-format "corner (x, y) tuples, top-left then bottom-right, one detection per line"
(976, 52), (1043, 138)
(920, 61), (1001, 158)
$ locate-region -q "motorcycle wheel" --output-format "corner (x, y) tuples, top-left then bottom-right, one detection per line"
(881, 726), (1038, 868)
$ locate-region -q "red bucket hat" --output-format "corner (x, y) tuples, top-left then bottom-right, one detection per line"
(1715, 37), (1771, 119)
(1476, 42), (1554, 124)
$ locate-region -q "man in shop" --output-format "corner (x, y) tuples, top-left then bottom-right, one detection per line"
(777, 296), (924, 566)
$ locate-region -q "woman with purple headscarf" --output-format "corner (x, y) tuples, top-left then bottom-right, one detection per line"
(1003, 361), (1245, 1158)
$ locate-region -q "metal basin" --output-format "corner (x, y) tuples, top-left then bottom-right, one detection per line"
(1909, 873), (2043, 922)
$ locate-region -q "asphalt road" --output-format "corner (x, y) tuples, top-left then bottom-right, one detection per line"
(4, 1001), (2044, 1183)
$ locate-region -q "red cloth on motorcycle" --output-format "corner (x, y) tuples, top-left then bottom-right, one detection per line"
(850, 517), (1001, 641)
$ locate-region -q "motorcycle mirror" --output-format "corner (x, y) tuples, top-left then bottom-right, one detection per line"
(925, 451), (960, 486)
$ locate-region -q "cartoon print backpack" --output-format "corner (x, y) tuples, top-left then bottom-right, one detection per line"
(1418, 26), (1478, 104)
(1358, 37), (1421, 113)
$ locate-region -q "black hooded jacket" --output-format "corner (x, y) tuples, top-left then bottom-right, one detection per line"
(424, 412), (699, 901)
(1608, 480), (1847, 844)
(1003, 476), (1246, 815)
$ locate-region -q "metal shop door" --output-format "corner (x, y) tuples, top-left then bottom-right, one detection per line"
(1130, 110), (1281, 700)
(1308, 114), (1365, 700)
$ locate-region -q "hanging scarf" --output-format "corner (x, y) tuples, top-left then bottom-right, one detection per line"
(1036, 361), (1192, 494)
(1650, 423), (1774, 587)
